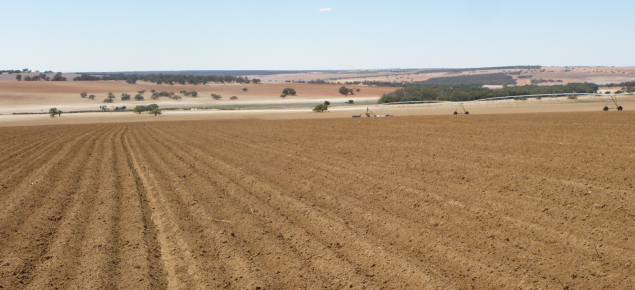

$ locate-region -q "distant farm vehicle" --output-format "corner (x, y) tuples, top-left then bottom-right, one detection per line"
(603, 95), (623, 111)
(453, 103), (469, 115)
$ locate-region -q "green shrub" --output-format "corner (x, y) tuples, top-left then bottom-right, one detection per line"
(313, 104), (328, 112)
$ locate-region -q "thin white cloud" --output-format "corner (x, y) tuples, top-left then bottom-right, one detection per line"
(319, 8), (332, 12)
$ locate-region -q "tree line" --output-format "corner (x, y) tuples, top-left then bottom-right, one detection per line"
(15, 72), (66, 81)
(378, 83), (599, 103)
(73, 73), (261, 85)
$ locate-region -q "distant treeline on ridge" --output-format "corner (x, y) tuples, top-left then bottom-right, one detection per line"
(378, 83), (599, 103)
(363, 73), (517, 87)
(73, 73), (261, 85)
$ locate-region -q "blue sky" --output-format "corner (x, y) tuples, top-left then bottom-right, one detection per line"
(1, 0), (633, 72)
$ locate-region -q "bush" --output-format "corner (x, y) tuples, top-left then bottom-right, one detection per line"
(107, 92), (114, 99)
(103, 98), (113, 103)
(567, 95), (577, 99)
(313, 104), (328, 112)
(138, 90), (145, 94)
(230, 96), (237, 100)
(242, 88), (248, 91)
(348, 99), (354, 104)
(172, 95), (182, 100)
(88, 94), (96, 100)
(134, 94), (144, 100)
(280, 94), (286, 99)
(80, 92), (87, 98)
(324, 100), (330, 105)
(212, 94), (222, 100)
(121, 93), (131, 101)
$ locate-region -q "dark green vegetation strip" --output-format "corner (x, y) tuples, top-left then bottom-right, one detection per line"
(378, 83), (599, 103)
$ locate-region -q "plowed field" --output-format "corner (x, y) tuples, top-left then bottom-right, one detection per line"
(1, 112), (634, 289)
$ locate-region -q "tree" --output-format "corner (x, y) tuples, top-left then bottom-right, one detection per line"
(280, 94), (287, 99)
(16, 74), (21, 81)
(138, 90), (146, 94)
(80, 92), (87, 98)
(89, 94), (96, 100)
(172, 95), (182, 100)
(339, 86), (354, 96)
(57, 110), (62, 117)
(324, 100), (330, 105)
(103, 98), (113, 103)
(121, 106), (127, 110)
(133, 105), (146, 114)
(49, 107), (58, 117)
(134, 94), (144, 100)
(121, 93), (131, 101)
(147, 103), (159, 111)
(251, 78), (261, 84)
(107, 92), (115, 99)
(282, 88), (296, 96)
(356, 88), (360, 92)
(242, 88), (248, 92)
(151, 92), (159, 100)
(51, 73), (66, 81)
(151, 89), (156, 93)
(230, 96), (238, 100)
(190, 91), (198, 97)
(150, 108), (162, 116)
(212, 94), (222, 100)
(313, 104), (328, 112)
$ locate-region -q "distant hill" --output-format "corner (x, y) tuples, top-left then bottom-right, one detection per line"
(417, 65), (541, 74)
(76, 70), (347, 77)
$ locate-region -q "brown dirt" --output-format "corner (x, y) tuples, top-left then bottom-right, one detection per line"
(0, 81), (394, 116)
(1, 111), (634, 289)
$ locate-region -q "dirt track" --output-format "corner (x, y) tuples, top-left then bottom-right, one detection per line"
(1, 112), (634, 289)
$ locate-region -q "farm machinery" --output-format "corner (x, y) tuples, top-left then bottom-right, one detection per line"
(352, 107), (377, 117)
(603, 95), (623, 111)
(453, 103), (469, 115)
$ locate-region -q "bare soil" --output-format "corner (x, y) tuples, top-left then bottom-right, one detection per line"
(0, 81), (392, 116)
(1, 111), (634, 289)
